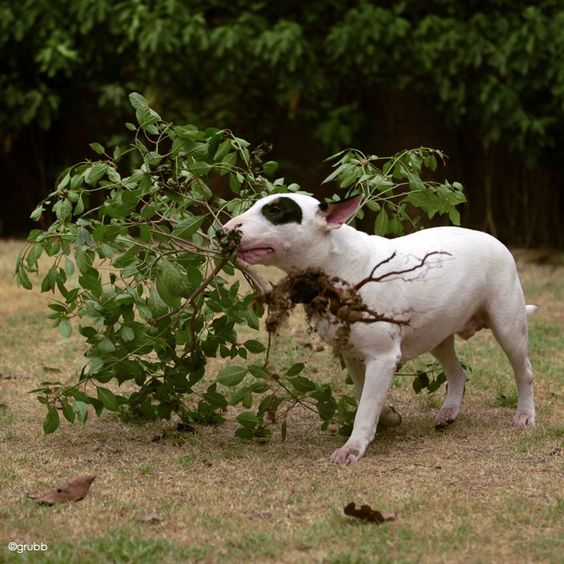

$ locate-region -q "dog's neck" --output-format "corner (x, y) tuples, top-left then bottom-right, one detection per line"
(281, 225), (390, 283)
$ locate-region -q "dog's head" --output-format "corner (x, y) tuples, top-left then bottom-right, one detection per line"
(222, 193), (362, 270)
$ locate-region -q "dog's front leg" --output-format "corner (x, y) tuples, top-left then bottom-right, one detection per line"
(331, 351), (399, 465)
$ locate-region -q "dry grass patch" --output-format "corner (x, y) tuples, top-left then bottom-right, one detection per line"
(1, 240), (562, 563)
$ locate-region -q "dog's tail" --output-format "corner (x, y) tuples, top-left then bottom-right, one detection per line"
(526, 305), (539, 316)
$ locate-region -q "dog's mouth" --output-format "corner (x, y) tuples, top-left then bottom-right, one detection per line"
(237, 246), (275, 264)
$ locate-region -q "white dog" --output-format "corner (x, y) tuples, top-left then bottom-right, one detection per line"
(222, 193), (536, 464)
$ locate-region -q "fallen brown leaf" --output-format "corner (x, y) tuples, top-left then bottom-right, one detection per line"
(343, 502), (396, 524)
(29, 475), (96, 505)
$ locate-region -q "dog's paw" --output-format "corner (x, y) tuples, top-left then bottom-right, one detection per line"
(434, 405), (459, 429)
(330, 442), (366, 465)
(513, 410), (535, 427)
(378, 406), (402, 429)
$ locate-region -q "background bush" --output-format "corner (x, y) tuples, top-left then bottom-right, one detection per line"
(1, 0), (563, 245)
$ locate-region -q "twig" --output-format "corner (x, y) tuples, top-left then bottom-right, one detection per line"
(360, 306), (410, 326)
(365, 252), (397, 281)
(235, 258), (273, 295)
(150, 255), (231, 324)
(354, 251), (452, 291)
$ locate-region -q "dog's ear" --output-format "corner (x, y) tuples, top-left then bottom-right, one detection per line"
(317, 195), (363, 230)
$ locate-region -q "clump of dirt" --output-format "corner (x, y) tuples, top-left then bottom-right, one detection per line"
(344, 501), (396, 523)
(264, 268), (408, 348)
(217, 227), (242, 256)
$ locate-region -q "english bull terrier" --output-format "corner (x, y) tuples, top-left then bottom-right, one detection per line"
(222, 193), (536, 464)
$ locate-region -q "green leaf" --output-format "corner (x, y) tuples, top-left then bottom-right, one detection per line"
(30, 205), (44, 221)
(89, 142), (105, 155)
(217, 365), (247, 387)
(284, 362), (305, 377)
(120, 325), (135, 342)
(43, 405), (60, 434)
(250, 382), (270, 393)
(88, 356), (105, 375)
(58, 170), (71, 190)
(85, 163), (108, 186)
(374, 208), (389, 235)
(40, 266), (58, 293)
(235, 427), (254, 440)
(155, 259), (184, 308)
(56, 198), (73, 221)
(96, 337), (116, 354)
(230, 386), (252, 406)
(412, 372), (430, 394)
(61, 398), (76, 423)
(214, 139), (231, 161)
(84, 162), (109, 186)
(407, 172), (425, 192)
(173, 216), (205, 239)
(248, 364), (269, 379)
(64, 258), (75, 277)
(76, 226), (92, 247)
(427, 372), (447, 393)
(229, 172), (241, 194)
(96, 387), (121, 411)
(244, 340), (266, 353)
(202, 386), (228, 410)
(236, 411), (259, 429)
(291, 376), (316, 393)
(58, 319), (72, 338)
(220, 152), (237, 174)
(16, 267), (32, 290)
(339, 168), (359, 189)
(78, 267), (102, 297)
(75, 248), (93, 273)
(262, 161), (279, 175)
(74, 400), (88, 423)
(129, 92), (149, 111)
(190, 161), (211, 176)
(448, 208), (461, 226)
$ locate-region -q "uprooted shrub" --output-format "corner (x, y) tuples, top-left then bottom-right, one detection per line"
(16, 92), (466, 439)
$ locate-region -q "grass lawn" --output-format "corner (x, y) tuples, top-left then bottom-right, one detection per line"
(0, 240), (562, 563)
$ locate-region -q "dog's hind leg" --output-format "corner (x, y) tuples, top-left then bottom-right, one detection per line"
(487, 297), (535, 427)
(431, 335), (467, 428)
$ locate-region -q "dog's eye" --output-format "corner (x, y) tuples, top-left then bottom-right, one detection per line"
(261, 197), (303, 224)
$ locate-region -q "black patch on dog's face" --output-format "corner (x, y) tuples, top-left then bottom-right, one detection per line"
(261, 197), (303, 225)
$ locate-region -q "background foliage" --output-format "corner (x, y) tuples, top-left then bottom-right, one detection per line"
(1, 0), (563, 245)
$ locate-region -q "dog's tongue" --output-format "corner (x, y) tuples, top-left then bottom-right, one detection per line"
(238, 247), (274, 264)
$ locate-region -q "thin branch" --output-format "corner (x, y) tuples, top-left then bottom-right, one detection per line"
(365, 252), (397, 281)
(235, 258), (273, 295)
(354, 251), (452, 291)
(149, 255), (230, 324)
(359, 306), (410, 326)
